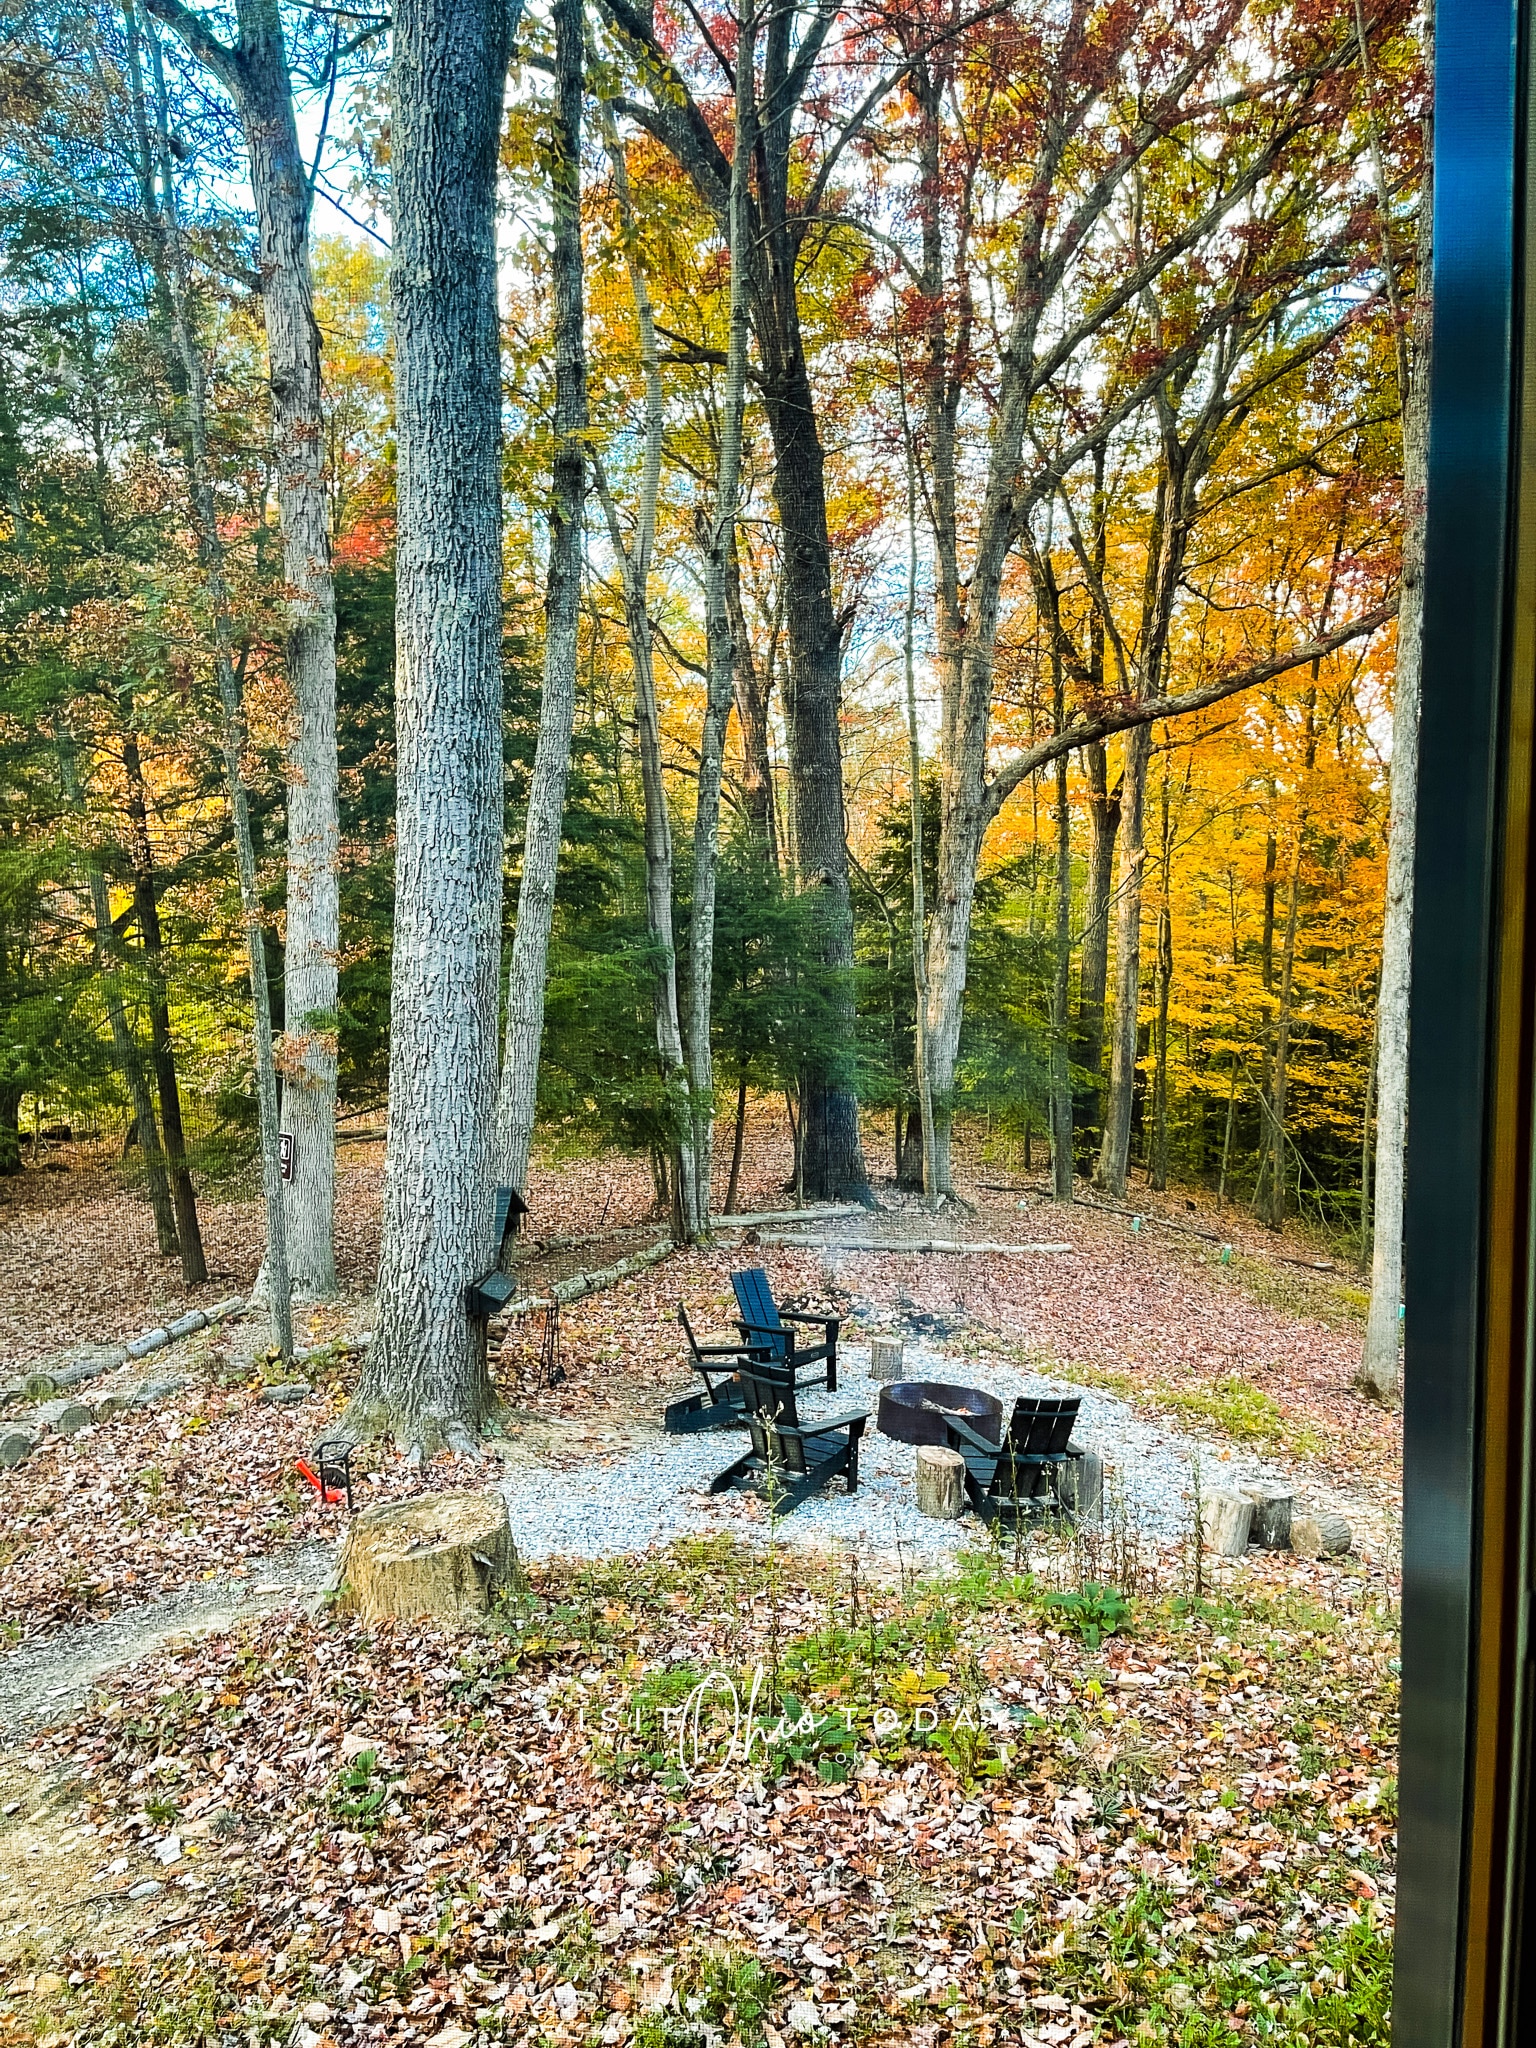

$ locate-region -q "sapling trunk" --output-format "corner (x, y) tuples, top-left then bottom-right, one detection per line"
(137, 7), (290, 1353)
(496, 0), (587, 1198)
(684, 0), (755, 1241)
(596, 102), (693, 1232)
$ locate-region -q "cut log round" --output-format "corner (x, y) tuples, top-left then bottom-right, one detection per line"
(1201, 1490), (1253, 1559)
(35, 1398), (92, 1437)
(1291, 1511), (1352, 1559)
(916, 1444), (966, 1520)
(869, 1338), (906, 1384)
(1241, 1483), (1293, 1550)
(1055, 1450), (1104, 1524)
(0, 1427), (35, 1470)
(338, 1488), (522, 1624)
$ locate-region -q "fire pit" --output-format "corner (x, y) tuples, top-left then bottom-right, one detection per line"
(877, 1380), (1004, 1448)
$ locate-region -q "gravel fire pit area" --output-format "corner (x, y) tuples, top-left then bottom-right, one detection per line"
(481, 1340), (1373, 1567)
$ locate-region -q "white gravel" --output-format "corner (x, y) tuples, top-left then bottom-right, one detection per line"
(497, 1343), (1384, 1567)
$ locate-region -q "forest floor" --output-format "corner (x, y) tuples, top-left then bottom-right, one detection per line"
(0, 1107), (1399, 2046)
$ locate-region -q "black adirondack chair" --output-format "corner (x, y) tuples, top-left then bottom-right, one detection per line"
(730, 1267), (839, 1392)
(944, 1394), (1084, 1524)
(708, 1361), (868, 1513)
(663, 1304), (761, 1434)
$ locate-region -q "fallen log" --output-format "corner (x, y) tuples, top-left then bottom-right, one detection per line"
(712, 1203), (866, 1229)
(500, 1236), (675, 1320)
(755, 1234), (1074, 1256)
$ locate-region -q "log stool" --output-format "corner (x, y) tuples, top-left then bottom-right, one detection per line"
(916, 1444), (966, 1519)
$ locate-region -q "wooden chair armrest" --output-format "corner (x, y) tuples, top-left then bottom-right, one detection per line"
(943, 1414), (1000, 1455)
(782, 1308), (841, 1334)
(800, 1408), (869, 1437)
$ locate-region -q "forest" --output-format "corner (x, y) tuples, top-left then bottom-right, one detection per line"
(0, 2), (1415, 2039)
(0, 0), (1419, 1420)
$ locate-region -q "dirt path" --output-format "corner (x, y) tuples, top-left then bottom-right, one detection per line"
(0, 1538), (336, 1740)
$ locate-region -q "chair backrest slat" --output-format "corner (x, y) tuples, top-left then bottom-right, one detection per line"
(1047, 1398), (1080, 1453)
(1004, 1394), (1081, 1459)
(733, 1268), (789, 1361)
(738, 1360), (808, 1474)
(677, 1303), (701, 1362)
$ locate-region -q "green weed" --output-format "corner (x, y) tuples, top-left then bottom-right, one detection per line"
(1044, 1582), (1132, 1648)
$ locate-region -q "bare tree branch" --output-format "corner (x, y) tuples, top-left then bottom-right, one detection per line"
(980, 598), (1399, 825)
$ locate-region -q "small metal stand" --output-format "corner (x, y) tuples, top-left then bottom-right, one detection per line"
(314, 1438), (356, 1512)
(536, 1301), (566, 1390)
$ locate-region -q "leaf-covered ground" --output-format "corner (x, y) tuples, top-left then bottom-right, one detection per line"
(0, 1111), (1400, 2044)
(0, 1536), (1396, 2048)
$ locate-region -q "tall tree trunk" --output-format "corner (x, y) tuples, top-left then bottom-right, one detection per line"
(56, 732), (180, 1257)
(596, 102), (693, 1233)
(900, 368), (937, 1204)
(1149, 759), (1176, 1193)
(122, 731), (207, 1283)
(354, 0), (515, 1447)
(726, 530), (779, 868)
(1096, 722), (1151, 1196)
(142, 10), (291, 1356)
(684, 0), (755, 1241)
(761, 360), (867, 1201)
(145, 0), (339, 1295)
(1076, 743), (1119, 1068)
(724, 1072), (749, 1214)
(495, 0), (585, 1200)
(1263, 829), (1304, 1229)
(1049, 674), (1074, 1201)
(1359, 5), (1431, 1405)
(1150, 900), (1173, 1192)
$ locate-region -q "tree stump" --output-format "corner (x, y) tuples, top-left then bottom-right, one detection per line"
(0, 1427), (35, 1470)
(915, 1444), (965, 1519)
(1241, 1483), (1293, 1550)
(1201, 1491), (1253, 1558)
(1055, 1450), (1104, 1524)
(1290, 1511), (1352, 1559)
(35, 1398), (92, 1437)
(338, 1489), (522, 1624)
(869, 1338), (905, 1384)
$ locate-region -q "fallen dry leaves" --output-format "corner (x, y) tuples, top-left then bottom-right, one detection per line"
(0, 1537), (1397, 2047)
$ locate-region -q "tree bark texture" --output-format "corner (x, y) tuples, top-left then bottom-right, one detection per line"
(901, 378), (937, 1202)
(1359, 9), (1431, 1406)
(148, 43), (292, 1355)
(1050, 716), (1074, 1201)
(495, 0), (585, 1201)
(359, 0), (515, 1447)
(725, 530), (779, 867)
(685, 0), (755, 1242)
(596, 102), (695, 1234)
(145, 0), (339, 1295)
(603, 0), (867, 1203)
(1076, 742), (1120, 1123)
(121, 731), (207, 1283)
(1095, 721), (1151, 1197)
